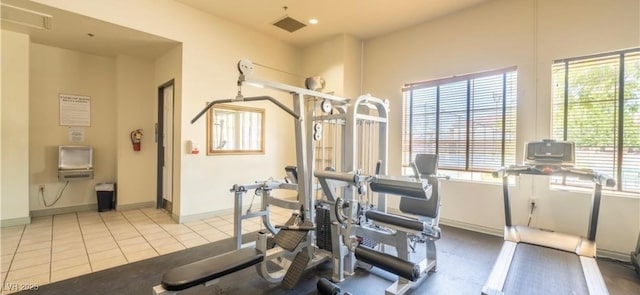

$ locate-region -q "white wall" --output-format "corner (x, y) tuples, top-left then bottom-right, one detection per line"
(29, 43), (117, 211)
(1, 30), (31, 225)
(363, 0), (640, 256)
(33, 0), (301, 219)
(115, 55), (156, 208)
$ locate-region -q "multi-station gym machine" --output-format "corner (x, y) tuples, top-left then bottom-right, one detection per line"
(153, 59), (442, 295)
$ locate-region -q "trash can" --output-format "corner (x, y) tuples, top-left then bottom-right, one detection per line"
(95, 183), (115, 212)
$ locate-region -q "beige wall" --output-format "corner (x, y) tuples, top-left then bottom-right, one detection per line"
(363, 0), (640, 256)
(29, 43), (117, 211)
(115, 55), (156, 208)
(1, 30), (31, 225)
(33, 0), (300, 219)
(302, 34), (363, 99)
(342, 35), (363, 99)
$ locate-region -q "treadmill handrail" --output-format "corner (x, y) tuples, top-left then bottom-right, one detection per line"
(492, 165), (615, 187)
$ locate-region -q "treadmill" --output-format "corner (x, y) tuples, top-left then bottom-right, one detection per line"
(482, 140), (614, 295)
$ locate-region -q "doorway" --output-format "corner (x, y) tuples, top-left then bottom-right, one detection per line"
(157, 79), (174, 211)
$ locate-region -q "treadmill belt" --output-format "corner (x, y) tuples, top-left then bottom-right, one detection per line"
(502, 243), (589, 295)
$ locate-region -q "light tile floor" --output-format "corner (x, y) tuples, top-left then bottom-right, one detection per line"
(0, 207), (293, 294)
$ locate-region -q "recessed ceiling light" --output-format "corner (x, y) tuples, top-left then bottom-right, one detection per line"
(309, 18), (318, 25)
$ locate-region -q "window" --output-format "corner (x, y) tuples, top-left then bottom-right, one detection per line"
(552, 49), (640, 193)
(402, 67), (518, 181)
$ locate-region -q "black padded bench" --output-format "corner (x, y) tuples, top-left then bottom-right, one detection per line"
(153, 247), (264, 294)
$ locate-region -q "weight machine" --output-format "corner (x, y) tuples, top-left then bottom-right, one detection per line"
(154, 58), (439, 294)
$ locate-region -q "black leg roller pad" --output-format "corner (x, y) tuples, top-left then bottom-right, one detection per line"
(354, 246), (420, 282)
(317, 278), (353, 295)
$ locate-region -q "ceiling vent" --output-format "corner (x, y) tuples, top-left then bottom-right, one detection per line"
(272, 16), (306, 33)
(1, 3), (52, 30)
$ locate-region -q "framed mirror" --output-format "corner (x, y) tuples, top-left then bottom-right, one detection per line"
(207, 104), (265, 155)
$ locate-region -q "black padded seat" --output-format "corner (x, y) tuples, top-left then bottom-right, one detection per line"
(365, 210), (424, 232)
(161, 247), (264, 291)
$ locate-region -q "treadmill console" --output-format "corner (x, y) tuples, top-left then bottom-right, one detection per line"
(524, 139), (575, 167)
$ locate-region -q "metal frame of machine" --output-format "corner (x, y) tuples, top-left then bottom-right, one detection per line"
(156, 58), (440, 294)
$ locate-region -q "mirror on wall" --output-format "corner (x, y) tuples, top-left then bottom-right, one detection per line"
(207, 104), (265, 155)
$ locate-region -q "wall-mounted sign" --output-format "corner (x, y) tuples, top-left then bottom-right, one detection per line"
(68, 127), (85, 143)
(59, 94), (91, 126)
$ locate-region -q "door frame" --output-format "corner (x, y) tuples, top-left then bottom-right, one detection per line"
(157, 79), (175, 210)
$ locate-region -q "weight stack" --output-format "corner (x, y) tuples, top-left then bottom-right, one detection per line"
(315, 204), (332, 251)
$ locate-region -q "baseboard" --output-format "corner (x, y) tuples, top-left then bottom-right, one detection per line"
(30, 204), (97, 217)
(597, 248), (631, 262)
(117, 201), (155, 211)
(30, 201), (156, 217)
(385, 208), (505, 238)
(175, 205), (260, 223)
(0, 216), (31, 227)
(439, 217), (504, 237)
(438, 217), (629, 262)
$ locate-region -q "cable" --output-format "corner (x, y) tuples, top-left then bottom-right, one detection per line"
(253, 62), (303, 78)
(41, 181), (69, 207)
(246, 189), (260, 214)
(246, 177), (273, 214)
(527, 200), (536, 227)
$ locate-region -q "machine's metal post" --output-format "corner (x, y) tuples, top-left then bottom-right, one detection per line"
(376, 98), (389, 212)
(305, 96), (316, 224)
(234, 190), (244, 249)
(587, 183), (602, 241)
(331, 223), (346, 282)
(292, 93), (310, 214)
(396, 231), (409, 260)
(426, 238), (437, 272)
(502, 175), (512, 227)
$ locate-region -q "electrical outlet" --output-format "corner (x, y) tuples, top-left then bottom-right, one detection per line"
(38, 185), (45, 193)
(529, 197), (537, 209)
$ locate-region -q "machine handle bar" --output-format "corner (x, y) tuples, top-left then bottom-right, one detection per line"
(191, 96), (299, 124)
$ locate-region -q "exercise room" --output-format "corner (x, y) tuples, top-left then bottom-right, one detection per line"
(0, 0), (638, 294)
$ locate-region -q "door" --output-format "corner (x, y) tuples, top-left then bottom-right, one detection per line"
(157, 80), (174, 211)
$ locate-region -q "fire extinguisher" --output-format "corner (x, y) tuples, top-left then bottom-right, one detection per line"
(130, 129), (143, 151)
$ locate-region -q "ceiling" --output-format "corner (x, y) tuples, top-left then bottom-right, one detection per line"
(0, 0), (488, 58)
(175, 0), (488, 47)
(1, 0), (179, 59)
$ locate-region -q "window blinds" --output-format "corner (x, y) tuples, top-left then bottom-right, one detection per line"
(552, 49), (640, 193)
(402, 68), (518, 173)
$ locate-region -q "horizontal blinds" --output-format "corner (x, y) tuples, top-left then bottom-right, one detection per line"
(622, 51), (640, 192)
(469, 73), (517, 171)
(402, 69), (517, 173)
(439, 81), (468, 170)
(402, 88), (437, 166)
(504, 73), (518, 166)
(552, 48), (640, 193)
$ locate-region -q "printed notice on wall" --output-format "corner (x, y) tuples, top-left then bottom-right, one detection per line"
(68, 127), (85, 143)
(59, 94), (91, 126)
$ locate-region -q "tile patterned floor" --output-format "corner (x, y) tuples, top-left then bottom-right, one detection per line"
(0, 207), (293, 294)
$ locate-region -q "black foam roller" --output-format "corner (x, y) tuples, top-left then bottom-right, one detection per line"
(317, 278), (340, 295)
(355, 246), (420, 281)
